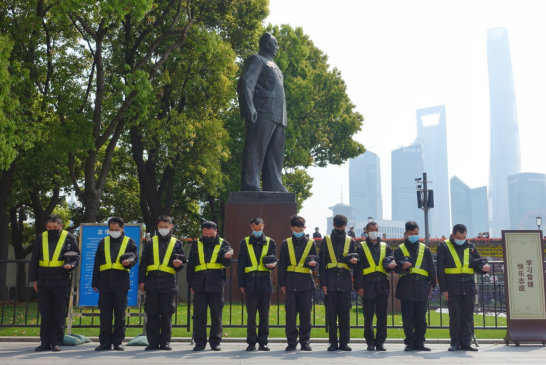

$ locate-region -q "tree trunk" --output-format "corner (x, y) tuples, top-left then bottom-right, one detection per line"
(0, 163), (16, 295)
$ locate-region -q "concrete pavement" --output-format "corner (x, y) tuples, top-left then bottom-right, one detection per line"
(1, 342), (546, 365)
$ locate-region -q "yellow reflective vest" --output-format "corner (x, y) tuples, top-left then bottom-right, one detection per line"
(361, 241), (387, 275)
(146, 236), (178, 274)
(195, 238), (225, 272)
(244, 236), (271, 273)
(399, 243), (428, 277)
(99, 236), (130, 272)
(325, 235), (351, 270)
(286, 238), (313, 274)
(39, 230), (68, 267)
(443, 239), (474, 274)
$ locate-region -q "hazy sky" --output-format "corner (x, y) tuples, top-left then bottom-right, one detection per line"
(266, 0), (546, 234)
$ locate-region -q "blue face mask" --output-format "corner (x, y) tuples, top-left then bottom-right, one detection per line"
(408, 235), (420, 243)
(252, 230), (263, 237)
(293, 231), (305, 238)
(454, 239), (465, 245)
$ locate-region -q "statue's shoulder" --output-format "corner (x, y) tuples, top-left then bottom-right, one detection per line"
(245, 53), (264, 64)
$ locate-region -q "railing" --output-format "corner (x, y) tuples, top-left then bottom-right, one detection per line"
(0, 259), (515, 332)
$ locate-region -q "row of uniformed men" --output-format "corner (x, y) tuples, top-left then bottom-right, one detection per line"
(30, 213), (489, 353)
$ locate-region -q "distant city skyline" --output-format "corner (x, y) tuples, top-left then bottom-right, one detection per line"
(266, 1), (546, 236)
(349, 150), (383, 224)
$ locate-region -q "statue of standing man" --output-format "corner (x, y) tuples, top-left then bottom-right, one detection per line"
(237, 33), (288, 193)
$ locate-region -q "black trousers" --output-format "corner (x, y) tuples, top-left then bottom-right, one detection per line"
(245, 293), (271, 345)
(145, 291), (176, 347)
(401, 300), (428, 346)
(326, 291), (351, 346)
(98, 290), (128, 345)
(362, 294), (388, 346)
(240, 120), (287, 192)
(193, 292), (224, 347)
(285, 289), (312, 347)
(447, 293), (475, 346)
(38, 285), (69, 346)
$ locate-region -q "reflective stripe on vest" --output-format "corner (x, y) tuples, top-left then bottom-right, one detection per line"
(399, 243), (428, 277)
(325, 235), (351, 270)
(362, 241), (387, 275)
(195, 238), (225, 272)
(146, 236), (177, 274)
(444, 239), (474, 274)
(245, 237), (271, 273)
(39, 230), (68, 267)
(287, 238), (313, 274)
(100, 236), (130, 272)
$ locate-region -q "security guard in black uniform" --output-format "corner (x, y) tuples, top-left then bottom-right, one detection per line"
(279, 215), (318, 351)
(319, 214), (359, 351)
(92, 217), (138, 351)
(29, 214), (80, 352)
(394, 221), (436, 352)
(437, 224), (490, 352)
(138, 215), (186, 351)
(354, 221), (396, 351)
(187, 221), (233, 351)
(237, 217), (276, 351)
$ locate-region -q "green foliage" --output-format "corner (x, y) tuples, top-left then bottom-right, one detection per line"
(282, 169), (314, 210)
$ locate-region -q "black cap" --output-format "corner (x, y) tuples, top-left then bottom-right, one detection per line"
(262, 255), (277, 265)
(172, 253), (186, 263)
(345, 253), (359, 263)
(473, 257), (488, 270)
(119, 252), (136, 262)
(396, 255), (414, 266)
(62, 251), (79, 265)
(382, 256), (395, 267)
(305, 255), (319, 266)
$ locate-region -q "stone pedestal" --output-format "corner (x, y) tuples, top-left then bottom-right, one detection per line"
(223, 192), (297, 304)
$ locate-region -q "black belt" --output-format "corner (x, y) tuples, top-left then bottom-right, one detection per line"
(406, 275), (428, 281)
(447, 276), (474, 282)
(43, 275), (67, 280)
(328, 268), (350, 273)
(363, 275), (389, 282)
(246, 272), (271, 278)
(197, 269), (222, 274)
(147, 272), (174, 277)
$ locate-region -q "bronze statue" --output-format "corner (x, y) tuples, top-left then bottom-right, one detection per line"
(237, 33), (288, 193)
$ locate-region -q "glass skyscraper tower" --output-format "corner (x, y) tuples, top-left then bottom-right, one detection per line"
(349, 150), (383, 224)
(486, 27), (522, 236)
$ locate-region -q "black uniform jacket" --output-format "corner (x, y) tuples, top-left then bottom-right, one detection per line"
(29, 230), (80, 286)
(138, 233), (186, 293)
(354, 239), (395, 299)
(318, 230), (358, 292)
(186, 235), (232, 293)
(394, 240), (437, 302)
(279, 235), (318, 292)
(237, 234), (276, 295)
(92, 233), (138, 292)
(437, 239), (486, 296)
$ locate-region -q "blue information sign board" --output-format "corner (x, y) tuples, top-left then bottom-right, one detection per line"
(78, 224), (142, 307)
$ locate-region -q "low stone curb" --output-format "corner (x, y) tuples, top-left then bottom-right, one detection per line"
(0, 336), (504, 345)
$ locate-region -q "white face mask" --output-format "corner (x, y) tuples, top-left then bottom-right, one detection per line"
(158, 228), (170, 237)
(110, 231), (122, 239)
(368, 232), (379, 240)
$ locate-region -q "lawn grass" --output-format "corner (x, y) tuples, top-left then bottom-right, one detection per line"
(0, 300), (507, 339)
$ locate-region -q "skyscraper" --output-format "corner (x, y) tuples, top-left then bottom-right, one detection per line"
(471, 187), (489, 236)
(487, 28), (522, 236)
(391, 144), (425, 231)
(349, 150), (383, 224)
(507, 173), (546, 229)
(450, 176), (473, 234)
(415, 105), (451, 237)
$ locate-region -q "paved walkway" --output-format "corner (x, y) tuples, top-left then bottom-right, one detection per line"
(1, 342), (545, 364)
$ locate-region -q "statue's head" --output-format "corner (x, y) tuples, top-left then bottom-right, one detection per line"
(259, 32), (279, 58)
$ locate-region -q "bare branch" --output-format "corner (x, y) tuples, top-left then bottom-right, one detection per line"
(96, 118), (126, 194)
(68, 154), (84, 201)
(75, 15), (97, 39)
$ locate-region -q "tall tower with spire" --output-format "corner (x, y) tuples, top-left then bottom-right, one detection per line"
(486, 28), (522, 236)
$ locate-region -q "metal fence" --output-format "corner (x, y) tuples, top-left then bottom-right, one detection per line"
(0, 259), (512, 332)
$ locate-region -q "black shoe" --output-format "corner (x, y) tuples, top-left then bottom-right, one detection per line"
(327, 344), (339, 351)
(113, 344), (124, 351)
(246, 344), (256, 351)
(339, 344), (352, 351)
(160, 344), (172, 351)
(95, 343), (112, 351)
(460, 345), (478, 352)
(448, 345), (459, 351)
(35, 344), (51, 352)
(367, 344), (375, 351)
(211, 345), (221, 351)
(193, 345), (205, 351)
(145, 344), (159, 351)
(413, 345), (431, 351)
(404, 345), (413, 351)
(285, 345), (297, 351)
(51, 345), (61, 352)
(258, 344), (270, 351)
(376, 344), (386, 351)
(301, 344), (312, 351)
